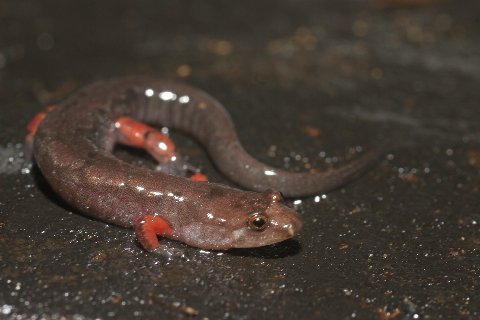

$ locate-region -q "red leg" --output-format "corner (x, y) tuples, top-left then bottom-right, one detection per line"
(133, 215), (173, 252)
(24, 105), (57, 160)
(115, 117), (210, 181)
(26, 104), (57, 137)
(190, 172), (208, 182)
(115, 117), (176, 163)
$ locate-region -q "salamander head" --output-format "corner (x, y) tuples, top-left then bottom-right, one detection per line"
(230, 190), (303, 249)
(177, 188), (303, 250)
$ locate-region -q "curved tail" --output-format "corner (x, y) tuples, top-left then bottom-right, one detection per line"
(209, 140), (390, 197)
(137, 77), (390, 197)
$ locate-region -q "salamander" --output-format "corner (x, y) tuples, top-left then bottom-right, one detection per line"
(30, 76), (383, 252)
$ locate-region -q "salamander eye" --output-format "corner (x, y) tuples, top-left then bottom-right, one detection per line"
(247, 213), (269, 231)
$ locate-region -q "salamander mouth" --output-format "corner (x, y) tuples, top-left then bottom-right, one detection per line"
(231, 231), (296, 248)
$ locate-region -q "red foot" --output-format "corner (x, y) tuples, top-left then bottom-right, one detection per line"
(115, 117), (176, 163)
(133, 215), (173, 252)
(26, 105), (57, 138)
(25, 105), (57, 158)
(190, 172), (208, 182)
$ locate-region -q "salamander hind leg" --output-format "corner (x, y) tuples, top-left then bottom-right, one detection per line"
(115, 117), (209, 181)
(115, 117), (176, 164)
(190, 172), (208, 182)
(24, 105), (57, 165)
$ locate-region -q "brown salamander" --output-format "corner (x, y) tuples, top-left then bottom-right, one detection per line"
(31, 76), (382, 252)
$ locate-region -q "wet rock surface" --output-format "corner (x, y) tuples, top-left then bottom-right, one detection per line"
(0, 0), (479, 319)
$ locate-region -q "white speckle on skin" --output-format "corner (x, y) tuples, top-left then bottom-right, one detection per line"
(179, 95), (190, 103)
(145, 88), (154, 97)
(158, 142), (167, 151)
(159, 91), (177, 101)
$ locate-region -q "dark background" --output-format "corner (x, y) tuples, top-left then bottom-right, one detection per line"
(0, 0), (479, 319)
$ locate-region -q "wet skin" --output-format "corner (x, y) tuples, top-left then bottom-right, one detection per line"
(32, 76), (379, 250)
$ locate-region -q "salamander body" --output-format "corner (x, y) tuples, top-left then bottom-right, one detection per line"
(32, 76), (380, 250)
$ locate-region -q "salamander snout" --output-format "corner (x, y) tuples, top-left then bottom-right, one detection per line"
(266, 202), (303, 238)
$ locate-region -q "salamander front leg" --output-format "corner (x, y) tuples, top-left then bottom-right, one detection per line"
(134, 215), (187, 259)
(134, 215), (173, 252)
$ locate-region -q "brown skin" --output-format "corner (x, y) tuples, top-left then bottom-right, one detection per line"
(33, 76), (380, 249)
(33, 77), (304, 250)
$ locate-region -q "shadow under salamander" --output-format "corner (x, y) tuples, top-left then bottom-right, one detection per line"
(228, 239), (302, 259)
(31, 164), (80, 214)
